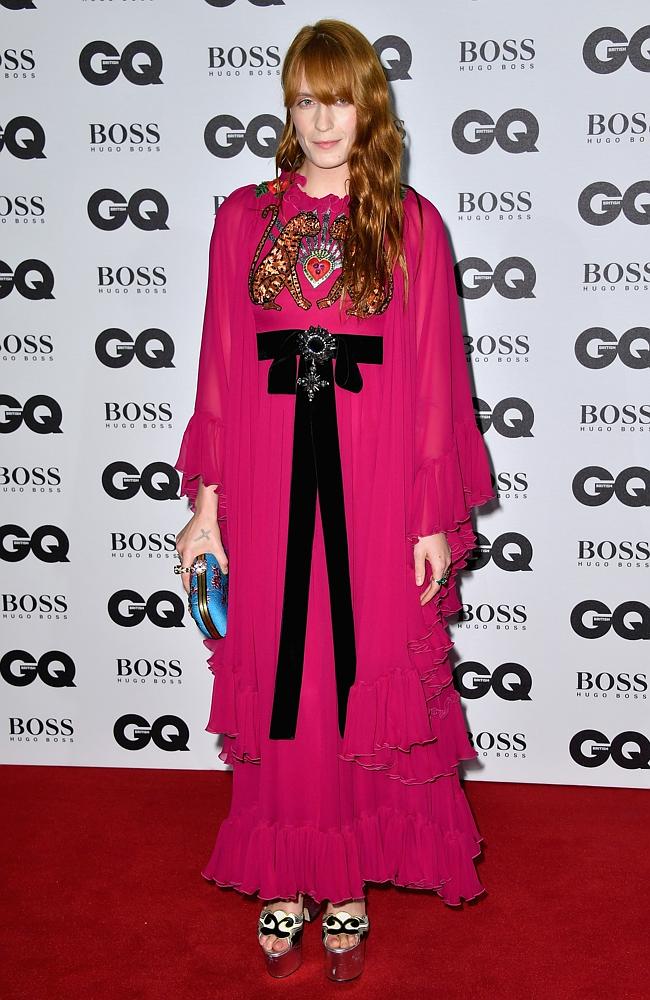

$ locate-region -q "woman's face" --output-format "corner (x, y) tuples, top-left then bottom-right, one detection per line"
(289, 72), (357, 172)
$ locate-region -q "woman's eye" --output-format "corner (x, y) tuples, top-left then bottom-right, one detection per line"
(297, 98), (313, 108)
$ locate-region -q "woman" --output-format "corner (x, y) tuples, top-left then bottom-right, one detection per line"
(174, 18), (495, 982)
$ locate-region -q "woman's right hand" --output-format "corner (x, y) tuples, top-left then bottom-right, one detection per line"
(175, 511), (228, 595)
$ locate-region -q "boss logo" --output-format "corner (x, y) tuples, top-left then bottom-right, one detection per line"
(104, 402), (172, 425)
(107, 590), (185, 628)
(0, 260), (54, 300)
(577, 671), (648, 695)
(0, 525), (70, 563)
(89, 123), (161, 147)
(583, 261), (650, 286)
(473, 397), (534, 439)
(458, 191), (532, 216)
(204, 113), (283, 158)
(587, 113), (649, 140)
(459, 602), (528, 625)
(373, 35), (412, 81)
(0, 465), (62, 490)
(1, 593), (68, 615)
(454, 661), (532, 700)
(580, 402), (650, 428)
(578, 181), (650, 226)
(583, 26), (650, 74)
(468, 731), (527, 753)
(572, 466), (649, 507)
(113, 714), (189, 751)
(575, 326), (650, 369)
(102, 461), (180, 500)
(0, 196), (45, 221)
(79, 41), (163, 86)
(9, 717), (74, 740)
(0, 395), (62, 433)
(116, 658), (182, 681)
(97, 266), (166, 291)
(464, 334), (530, 361)
(208, 45), (281, 71)
(87, 189), (169, 231)
(452, 109), (539, 154)
(1, 333), (53, 360)
(95, 328), (175, 369)
(569, 730), (649, 769)
(0, 116), (45, 159)
(455, 257), (536, 299)
(1, 650), (76, 688)
(571, 600), (649, 640)
(578, 540), (650, 562)
(111, 531), (178, 554)
(458, 38), (535, 66)
(0, 47), (36, 72)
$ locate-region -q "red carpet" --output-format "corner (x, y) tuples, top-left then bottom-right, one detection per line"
(1, 766), (646, 1000)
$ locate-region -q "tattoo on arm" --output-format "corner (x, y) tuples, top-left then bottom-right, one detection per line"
(194, 528), (211, 543)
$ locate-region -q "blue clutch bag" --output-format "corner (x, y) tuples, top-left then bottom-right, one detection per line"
(187, 552), (228, 639)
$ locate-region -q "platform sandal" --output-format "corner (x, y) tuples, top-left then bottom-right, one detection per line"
(321, 908), (370, 982)
(258, 894), (321, 978)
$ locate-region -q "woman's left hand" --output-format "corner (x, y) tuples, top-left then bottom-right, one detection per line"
(413, 532), (452, 606)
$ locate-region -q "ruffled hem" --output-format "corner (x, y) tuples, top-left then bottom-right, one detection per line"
(407, 416), (494, 544)
(174, 410), (227, 518)
(200, 800), (486, 907)
(204, 644), (261, 766)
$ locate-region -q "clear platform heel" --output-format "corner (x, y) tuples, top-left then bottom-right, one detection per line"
(321, 909), (370, 982)
(258, 894), (321, 978)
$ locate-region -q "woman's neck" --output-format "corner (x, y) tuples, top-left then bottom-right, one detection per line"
(295, 161), (350, 200)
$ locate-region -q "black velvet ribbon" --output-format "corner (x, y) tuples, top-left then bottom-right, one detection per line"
(256, 327), (383, 739)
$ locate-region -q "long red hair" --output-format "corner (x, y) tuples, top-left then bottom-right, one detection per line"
(274, 19), (409, 314)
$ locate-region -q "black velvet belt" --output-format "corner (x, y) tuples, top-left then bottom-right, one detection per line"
(256, 326), (383, 740)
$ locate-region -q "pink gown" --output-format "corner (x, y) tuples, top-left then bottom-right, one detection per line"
(174, 169), (496, 906)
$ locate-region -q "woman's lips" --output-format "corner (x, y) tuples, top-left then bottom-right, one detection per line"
(313, 139), (340, 149)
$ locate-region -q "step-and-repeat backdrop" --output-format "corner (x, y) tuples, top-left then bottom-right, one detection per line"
(2, 0), (648, 788)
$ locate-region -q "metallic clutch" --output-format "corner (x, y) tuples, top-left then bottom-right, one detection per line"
(187, 552), (228, 639)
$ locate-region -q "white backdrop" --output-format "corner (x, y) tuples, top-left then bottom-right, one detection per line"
(2, 0), (648, 788)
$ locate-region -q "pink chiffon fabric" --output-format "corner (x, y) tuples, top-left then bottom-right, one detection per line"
(174, 169), (496, 906)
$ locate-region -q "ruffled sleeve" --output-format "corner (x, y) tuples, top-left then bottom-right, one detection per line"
(174, 199), (238, 515)
(404, 192), (495, 543)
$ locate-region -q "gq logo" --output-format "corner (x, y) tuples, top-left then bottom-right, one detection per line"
(107, 590), (185, 628)
(113, 714), (189, 751)
(0, 395), (62, 433)
(572, 466), (649, 507)
(454, 661), (532, 700)
(583, 26), (650, 74)
(0, 260), (54, 300)
(452, 109), (539, 153)
(0, 116), (45, 159)
(79, 41), (163, 86)
(471, 532), (533, 573)
(205, 114), (283, 158)
(102, 461), (180, 500)
(455, 257), (536, 299)
(87, 189), (169, 231)
(373, 35), (412, 81)
(475, 397), (535, 438)
(95, 328), (176, 369)
(578, 182), (650, 226)
(1, 1), (38, 9)
(569, 730), (649, 769)
(1, 525), (70, 563)
(1, 650), (76, 688)
(571, 600), (649, 640)
(574, 327), (650, 369)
